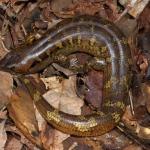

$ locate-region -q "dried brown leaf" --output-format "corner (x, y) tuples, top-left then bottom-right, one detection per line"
(7, 86), (42, 148)
(5, 125), (38, 150)
(0, 71), (13, 109)
(123, 144), (142, 150)
(51, 0), (74, 14)
(138, 2), (150, 32)
(0, 117), (7, 149)
(5, 137), (23, 150)
(137, 125), (150, 140)
(84, 70), (103, 109)
(142, 83), (150, 113)
(122, 106), (137, 131)
(39, 76), (83, 149)
(43, 76), (84, 114)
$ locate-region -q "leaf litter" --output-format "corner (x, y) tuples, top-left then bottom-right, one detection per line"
(0, 0), (149, 150)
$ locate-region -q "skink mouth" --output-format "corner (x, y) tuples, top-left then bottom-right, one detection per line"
(0, 52), (20, 72)
(0, 57), (9, 71)
(0, 61), (14, 73)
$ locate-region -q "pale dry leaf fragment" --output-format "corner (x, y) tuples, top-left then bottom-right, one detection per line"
(119, 0), (149, 18)
(0, 71), (13, 109)
(41, 76), (84, 149)
(0, 110), (7, 120)
(0, 37), (10, 55)
(59, 94), (83, 115)
(122, 106), (137, 131)
(141, 83), (150, 113)
(43, 90), (62, 109)
(48, 18), (62, 29)
(61, 76), (77, 97)
(7, 87), (42, 147)
(51, 0), (74, 18)
(0, 71), (13, 94)
(21, 134), (40, 150)
(115, 17), (137, 37)
(0, 118), (7, 150)
(123, 144), (142, 150)
(5, 125), (38, 150)
(43, 76), (84, 114)
(51, 0), (73, 13)
(5, 137), (23, 150)
(129, 0), (149, 18)
(136, 124), (150, 140)
(41, 77), (62, 91)
(0, 91), (9, 109)
(35, 106), (45, 131)
(49, 130), (70, 150)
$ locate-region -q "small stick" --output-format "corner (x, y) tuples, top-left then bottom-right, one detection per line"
(129, 90), (135, 116)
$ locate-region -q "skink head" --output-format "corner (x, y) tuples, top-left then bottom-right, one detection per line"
(0, 52), (31, 74)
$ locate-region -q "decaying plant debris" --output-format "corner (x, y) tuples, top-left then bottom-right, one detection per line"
(0, 0), (149, 150)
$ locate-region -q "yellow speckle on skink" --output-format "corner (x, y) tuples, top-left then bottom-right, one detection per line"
(47, 109), (61, 123)
(33, 90), (41, 102)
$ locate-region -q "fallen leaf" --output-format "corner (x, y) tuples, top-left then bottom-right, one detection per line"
(43, 76), (84, 114)
(7, 86), (42, 148)
(142, 83), (150, 113)
(0, 71), (13, 109)
(51, 0), (74, 16)
(40, 76), (83, 149)
(84, 70), (103, 109)
(0, 112), (7, 149)
(137, 125), (150, 140)
(123, 144), (142, 150)
(5, 137), (23, 150)
(5, 125), (39, 150)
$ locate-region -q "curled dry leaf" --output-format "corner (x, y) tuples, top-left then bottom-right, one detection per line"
(7, 86), (42, 148)
(40, 123), (55, 150)
(41, 77), (62, 91)
(137, 2), (150, 32)
(0, 71), (13, 109)
(5, 136), (23, 150)
(51, 0), (107, 18)
(63, 130), (131, 150)
(34, 106), (45, 132)
(51, 0), (74, 18)
(84, 70), (103, 109)
(43, 76), (84, 114)
(122, 106), (137, 132)
(137, 125), (150, 140)
(116, 17), (137, 37)
(137, 54), (149, 75)
(39, 76), (83, 149)
(119, 0), (149, 18)
(129, 0), (149, 18)
(0, 113), (7, 150)
(142, 83), (150, 113)
(5, 125), (38, 149)
(123, 144), (142, 150)
(49, 130), (70, 150)
(66, 1), (104, 17)
(138, 32), (150, 53)
(40, 1), (55, 22)
(122, 89), (150, 141)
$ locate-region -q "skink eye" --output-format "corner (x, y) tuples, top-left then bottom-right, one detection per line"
(0, 52), (21, 70)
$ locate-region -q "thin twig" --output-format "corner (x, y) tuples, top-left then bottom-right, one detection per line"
(129, 90), (135, 116)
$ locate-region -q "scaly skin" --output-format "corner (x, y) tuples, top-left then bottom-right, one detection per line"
(0, 15), (132, 136)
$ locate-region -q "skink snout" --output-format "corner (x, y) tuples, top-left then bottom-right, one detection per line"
(0, 52), (20, 72)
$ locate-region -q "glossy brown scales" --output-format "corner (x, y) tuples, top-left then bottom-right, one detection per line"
(0, 15), (132, 136)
